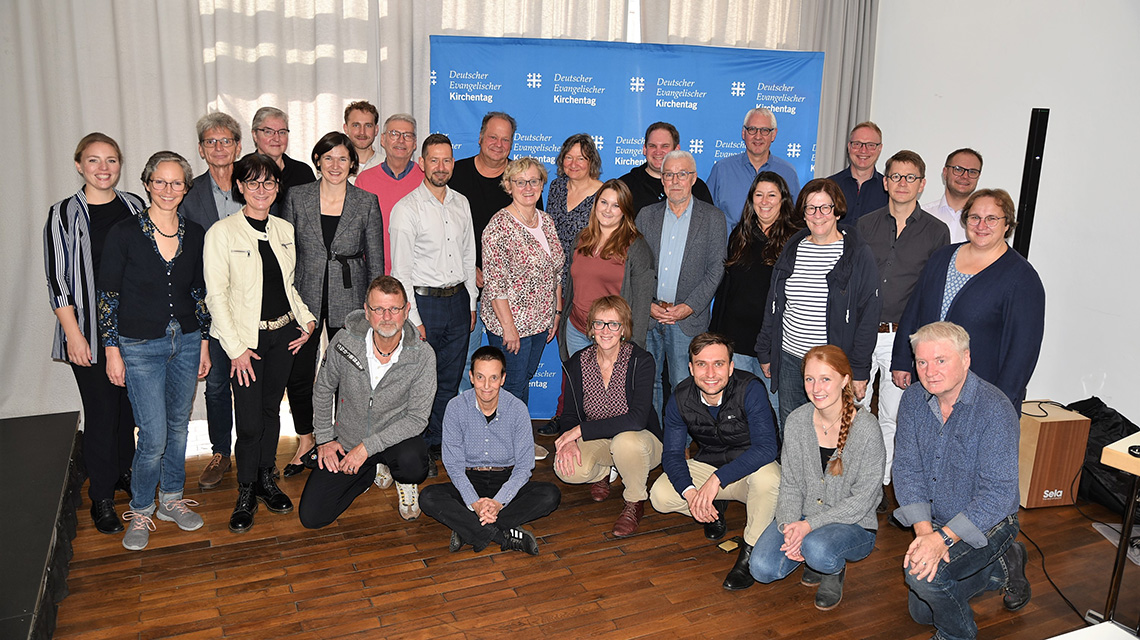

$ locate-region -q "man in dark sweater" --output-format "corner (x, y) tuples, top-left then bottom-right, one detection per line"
(649, 333), (781, 591)
(618, 121), (713, 215)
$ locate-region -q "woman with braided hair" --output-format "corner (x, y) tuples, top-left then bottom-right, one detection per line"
(748, 345), (885, 610)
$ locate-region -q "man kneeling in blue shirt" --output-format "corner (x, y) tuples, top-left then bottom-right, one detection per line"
(420, 346), (561, 555)
(894, 321), (1031, 640)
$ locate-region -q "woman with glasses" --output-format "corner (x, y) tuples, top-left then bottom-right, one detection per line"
(553, 296), (660, 537)
(279, 132), (384, 477)
(891, 188), (1045, 408)
(97, 151), (210, 550)
(204, 153), (317, 533)
(710, 171), (802, 424)
(480, 157), (563, 406)
(756, 178), (881, 430)
(45, 133), (144, 534)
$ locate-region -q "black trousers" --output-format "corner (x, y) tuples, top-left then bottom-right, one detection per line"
(298, 435), (430, 529)
(284, 321), (340, 436)
(71, 343), (136, 501)
(419, 470), (561, 551)
(231, 324), (295, 483)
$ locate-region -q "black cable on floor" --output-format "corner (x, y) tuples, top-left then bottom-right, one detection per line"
(1019, 527), (1087, 625)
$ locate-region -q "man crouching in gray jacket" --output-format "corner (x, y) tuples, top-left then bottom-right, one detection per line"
(299, 275), (436, 528)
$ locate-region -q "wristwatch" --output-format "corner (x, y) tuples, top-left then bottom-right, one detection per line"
(937, 529), (954, 547)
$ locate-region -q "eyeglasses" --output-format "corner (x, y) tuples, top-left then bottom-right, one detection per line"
(242, 179), (279, 192)
(848, 141), (882, 151)
(386, 130), (416, 141)
(966, 214), (1004, 228)
(803, 203), (835, 217)
(511, 178), (543, 188)
(947, 165), (981, 179)
(254, 127), (289, 138)
(591, 320), (623, 332)
(149, 179), (186, 192)
(661, 170), (694, 182)
(743, 125), (775, 136)
(201, 138), (236, 148)
(887, 173), (924, 183)
(366, 302), (407, 316)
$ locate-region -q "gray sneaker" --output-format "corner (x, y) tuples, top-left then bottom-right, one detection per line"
(122, 508), (156, 551)
(396, 483), (420, 520)
(157, 492), (204, 531)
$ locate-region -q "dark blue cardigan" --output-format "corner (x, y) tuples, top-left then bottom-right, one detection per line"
(891, 243), (1045, 408)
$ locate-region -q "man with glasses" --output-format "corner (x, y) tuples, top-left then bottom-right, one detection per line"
(297, 276), (435, 528)
(827, 122), (888, 223)
(619, 121), (713, 214)
(343, 100), (383, 180)
(356, 114), (424, 275)
(250, 107), (315, 210)
(388, 134), (477, 479)
(856, 150), (949, 513)
(183, 112), (244, 489)
(636, 150), (727, 416)
(707, 107), (801, 230)
(922, 148), (983, 243)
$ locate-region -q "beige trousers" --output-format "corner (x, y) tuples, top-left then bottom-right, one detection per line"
(554, 430), (663, 502)
(649, 458), (781, 545)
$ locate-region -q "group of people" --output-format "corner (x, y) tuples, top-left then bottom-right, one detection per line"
(45, 101), (1044, 640)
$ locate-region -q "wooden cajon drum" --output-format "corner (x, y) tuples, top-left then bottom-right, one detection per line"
(1019, 401), (1092, 508)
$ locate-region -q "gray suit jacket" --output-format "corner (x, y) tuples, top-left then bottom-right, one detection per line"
(281, 181), (385, 328)
(181, 171), (229, 232)
(635, 198), (727, 337)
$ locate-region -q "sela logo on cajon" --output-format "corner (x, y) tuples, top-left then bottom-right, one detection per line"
(1042, 489), (1064, 501)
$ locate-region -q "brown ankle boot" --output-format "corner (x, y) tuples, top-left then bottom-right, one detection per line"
(612, 500), (645, 537)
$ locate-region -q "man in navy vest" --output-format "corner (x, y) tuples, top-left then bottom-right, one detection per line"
(649, 332), (781, 591)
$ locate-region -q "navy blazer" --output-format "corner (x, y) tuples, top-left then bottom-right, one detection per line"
(181, 171), (233, 233)
(634, 197), (727, 337)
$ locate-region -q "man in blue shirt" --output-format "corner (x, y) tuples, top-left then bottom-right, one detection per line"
(706, 107), (801, 231)
(649, 333), (781, 591)
(893, 322), (1030, 640)
(826, 122), (888, 223)
(420, 346), (561, 555)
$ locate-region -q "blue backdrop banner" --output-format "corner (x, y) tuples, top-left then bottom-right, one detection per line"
(430, 36), (825, 418)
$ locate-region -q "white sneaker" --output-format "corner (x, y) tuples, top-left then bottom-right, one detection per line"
(374, 463), (393, 489)
(396, 482), (420, 520)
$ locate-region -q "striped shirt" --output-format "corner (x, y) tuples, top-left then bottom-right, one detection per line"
(782, 237), (844, 357)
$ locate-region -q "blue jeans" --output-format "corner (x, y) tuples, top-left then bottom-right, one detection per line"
(120, 321), (201, 512)
(563, 320), (593, 360)
(417, 290), (471, 447)
(487, 332), (546, 406)
(750, 519), (876, 582)
(646, 322), (694, 417)
(458, 305), (487, 392)
(777, 350), (809, 434)
(204, 336), (232, 456)
(733, 354), (780, 429)
(905, 515), (1019, 640)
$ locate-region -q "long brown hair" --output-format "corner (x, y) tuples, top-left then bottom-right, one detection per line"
(803, 345), (857, 476)
(726, 171), (802, 268)
(576, 179), (640, 261)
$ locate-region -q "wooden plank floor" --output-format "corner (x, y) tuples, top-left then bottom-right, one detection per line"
(55, 435), (1140, 639)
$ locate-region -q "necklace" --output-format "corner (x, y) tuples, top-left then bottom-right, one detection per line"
(150, 213), (179, 238)
(816, 410), (841, 436)
(373, 332), (397, 358)
(511, 204), (538, 228)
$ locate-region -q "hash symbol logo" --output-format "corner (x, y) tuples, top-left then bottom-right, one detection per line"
(526, 73), (542, 88)
(430, 70), (437, 86)
(730, 81), (746, 97)
(593, 136), (604, 150)
(629, 76), (645, 92)
(689, 139), (704, 154)
(786, 143), (802, 158)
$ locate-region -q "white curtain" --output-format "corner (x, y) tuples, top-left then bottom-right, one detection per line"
(0, 0), (873, 420)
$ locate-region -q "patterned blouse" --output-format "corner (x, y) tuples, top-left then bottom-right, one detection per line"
(581, 342), (633, 421)
(480, 208), (564, 338)
(547, 175), (596, 286)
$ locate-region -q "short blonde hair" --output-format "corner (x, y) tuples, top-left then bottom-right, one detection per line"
(909, 321), (970, 355)
(500, 157), (548, 194)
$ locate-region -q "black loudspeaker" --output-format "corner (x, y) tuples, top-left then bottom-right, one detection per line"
(1013, 108), (1049, 259)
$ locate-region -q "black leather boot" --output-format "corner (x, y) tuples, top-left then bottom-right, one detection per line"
(229, 483), (258, 533)
(704, 500), (728, 540)
(255, 466), (294, 513)
(91, 498), (123, 534)
(815, 567), (845, 610)
(722, 541), (755, 590)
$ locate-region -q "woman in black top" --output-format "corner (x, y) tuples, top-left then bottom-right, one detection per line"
(710, 171), (800, 427)
(44, 133), (146, 534)
(98, 151), (211, 551)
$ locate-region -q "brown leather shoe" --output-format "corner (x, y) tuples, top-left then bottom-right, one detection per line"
(612, 500), (644, 537)
(199, 453), (231, 489)
(590, 476), (611, 502)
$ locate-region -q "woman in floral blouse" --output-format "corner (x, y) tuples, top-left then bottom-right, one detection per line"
(480, 157), (564, 406)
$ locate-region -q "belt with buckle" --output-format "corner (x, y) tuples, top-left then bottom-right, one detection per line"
(878, 322), (900, 333)
(258, 311), (295, 331)
(466, 466), (511, 472)
(415, 284), (464, 297)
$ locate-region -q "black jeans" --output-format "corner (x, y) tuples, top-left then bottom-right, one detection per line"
(284, 321), (340, 436)
(231, 324), (295, 483)
(71, 343), (136, 500)
(419, 470), (561, 551)
(298, 435), (430, 529)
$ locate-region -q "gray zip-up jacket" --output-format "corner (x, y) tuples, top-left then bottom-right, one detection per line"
(313, 310), (436, 455)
